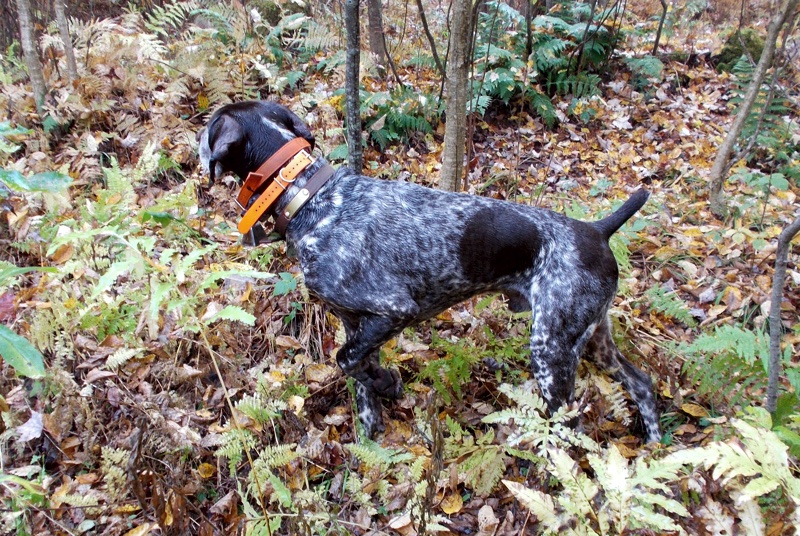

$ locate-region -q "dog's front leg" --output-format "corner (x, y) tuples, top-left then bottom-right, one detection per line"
(337, 314), (407, 437)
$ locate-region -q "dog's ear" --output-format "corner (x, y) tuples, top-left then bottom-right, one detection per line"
(276, 107), (316, 150)
(208, 115), (245, 163)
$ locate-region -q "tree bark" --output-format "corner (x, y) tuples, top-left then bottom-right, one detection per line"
(766, 214), (800, 413)
(54, 0), (78, 82)
(440, 0), (474, 192)
(366, 0), (387, 77)
(708, 0), (799, 217)
(652, 0), (668, 56)
(15, 0), (47, 111)
(345, 0), (363, 173)
(415, 0), (445, 76)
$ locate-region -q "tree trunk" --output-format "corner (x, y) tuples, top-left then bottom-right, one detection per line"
(708, 0), (799, 217)
(54, 0), (78, 82)
(15, 0), (47, 111)
(345, 0), (363, 173)
(766, 215), (800, 413)
(366, 0), (387, 77)
(415, 0), (445, 76)
(440, 0), (474, 192)
(652, 0), (668, 56)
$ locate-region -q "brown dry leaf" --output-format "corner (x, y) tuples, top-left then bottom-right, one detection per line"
(0, 292), (16, 322)
(50, 243), (74, 264)
(388, 512), (416, 536)
(210, 490), (237, 516)
(721, 286), (743, 312)
(275, 335), (302, 349)
(197, 463), (215, 479)
(440, 491), (463, 514)
(304, 363), (337, 384)
(84, 368), (116, 384)
(123, 524), (153, 536)
(477, 504), (500, 536)
(614, 442), (639, 458)
(681, 403), (709, 418)
(16, 411), (43, 442)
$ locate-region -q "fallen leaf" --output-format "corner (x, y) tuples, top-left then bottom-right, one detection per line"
(477, 504), (499, 536)
(123, 523), (153, 536)
(681, 403), (709, 418)
(197, 463), (215, 479)
(440, 491), (463, 514)
(16, 411), (43, 442)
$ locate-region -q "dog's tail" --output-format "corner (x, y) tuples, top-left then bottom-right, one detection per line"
(592, 189), (650, 240)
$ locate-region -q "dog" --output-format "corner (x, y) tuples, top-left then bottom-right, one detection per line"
(198, 100), (661, 443)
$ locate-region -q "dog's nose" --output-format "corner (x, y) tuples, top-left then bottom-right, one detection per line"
(196, 128), (205, 143)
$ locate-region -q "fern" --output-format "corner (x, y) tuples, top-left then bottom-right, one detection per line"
(363, 86), (440, 150)
(105, 347), (142, 369)
(419, 333), (481, 404)
(681, 325), (771, 407)
(100, 446), (130, 501)
(346, 438), (413, 471)
(143, 0), (198, 38)
(446, 426), (507, 496)
(483, 383), (598, 454)
(235, 393), (285, 425)
(297, 19), (339, 52)
(530, 91), (557, 128)
(505, 443), (690, 535)
(216, 429), (258, 475)
(665, 410), (800, 519)
(645, 284), (697, 327)
(731, 56), (792, 146)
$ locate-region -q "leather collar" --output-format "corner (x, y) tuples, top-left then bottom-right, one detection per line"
(236, 138), (335, 238)
(237, 138), (314, 235)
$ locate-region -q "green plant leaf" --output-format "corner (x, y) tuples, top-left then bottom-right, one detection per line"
(0, 265), (57, 286)
(0, 169), (72, 192)
(205, 305), (256, 326)
(0, 324), (45, 378)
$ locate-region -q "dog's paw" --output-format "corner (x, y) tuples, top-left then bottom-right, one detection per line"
(373, 368), (403, 399)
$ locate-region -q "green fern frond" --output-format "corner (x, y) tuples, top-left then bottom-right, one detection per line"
(105, 347), (142, 369)
(235, 393), (285, 424)
(680, 325), (770, 407)
(483, 383), (598, 454)
(298, 20), (339, 52)
(144, 0), (198, 38)
(645, 284), (697, 327)
(216, 429), (258, 474)
(530, 91), (557, 128)
(346, 438), (413, 470)
(253, 444), (299, 471)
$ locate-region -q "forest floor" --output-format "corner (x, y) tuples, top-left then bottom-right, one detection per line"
(0, 1), (799, 535)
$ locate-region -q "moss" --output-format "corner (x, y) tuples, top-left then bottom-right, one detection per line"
(249, 0), (306, 26)
(715, 28), (765, 72)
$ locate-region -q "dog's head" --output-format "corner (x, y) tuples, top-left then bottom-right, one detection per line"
(197, 101), (315, 182)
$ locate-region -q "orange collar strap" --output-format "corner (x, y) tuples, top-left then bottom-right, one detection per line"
(237, 139), (315, 235)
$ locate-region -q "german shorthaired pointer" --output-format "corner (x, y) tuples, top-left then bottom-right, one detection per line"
(198, 101), (661, 443)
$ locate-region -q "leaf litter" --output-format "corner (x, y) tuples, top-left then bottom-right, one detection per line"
(0, 2), (798, 535)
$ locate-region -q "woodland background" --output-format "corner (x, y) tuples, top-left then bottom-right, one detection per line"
(0, 0), (799, 534)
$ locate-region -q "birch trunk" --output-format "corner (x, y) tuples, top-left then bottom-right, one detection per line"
(54, 0), (79, 82)
(15, 0), (47, 111)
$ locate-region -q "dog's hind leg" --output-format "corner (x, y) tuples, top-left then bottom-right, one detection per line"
(336, 314), (407, 436)
(584, 318), (661, 443)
